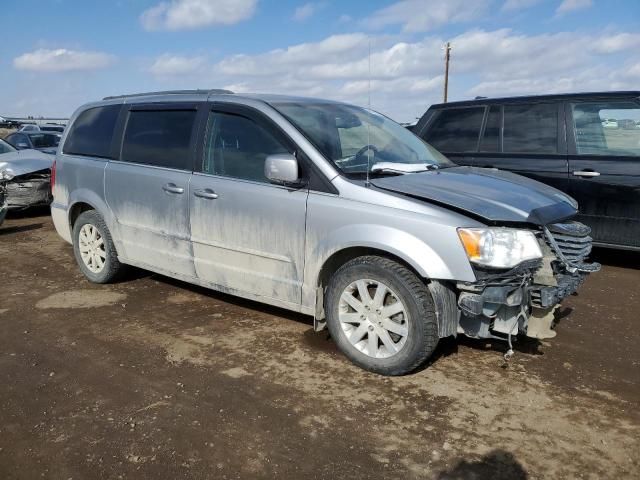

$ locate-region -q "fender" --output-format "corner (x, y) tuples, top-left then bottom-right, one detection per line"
(302, 223), (476, 317)
(68, 188), (116, 230)
(67, 189), (131, 260)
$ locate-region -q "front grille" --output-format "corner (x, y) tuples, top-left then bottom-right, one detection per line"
(544, 221), (600, 272)
(547, 222), (592, 263)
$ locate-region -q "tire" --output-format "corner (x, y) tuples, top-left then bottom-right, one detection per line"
(325, 255), (439, 376)
(72, 210), (123, 284)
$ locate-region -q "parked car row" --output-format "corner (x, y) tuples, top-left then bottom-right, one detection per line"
(49, 89), (600, 375)
(413, 91), (640, 250)
(0, 115), (21, 129)
(19, 123), (66, 133)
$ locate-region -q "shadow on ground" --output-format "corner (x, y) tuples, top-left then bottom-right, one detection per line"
(0, 222), (43, 235)
(436, 450), (528, 480)
(591, 247), (640, 269)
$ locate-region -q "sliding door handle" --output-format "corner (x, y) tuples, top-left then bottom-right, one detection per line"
(162, 183), (185, 194)
(194, 188), (219, 199)
(573, 170), (600, 178)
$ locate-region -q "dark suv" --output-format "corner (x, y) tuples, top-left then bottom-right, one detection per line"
(414, 92), (640, 250)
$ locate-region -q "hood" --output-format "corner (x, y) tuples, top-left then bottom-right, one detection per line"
(0, 149), (54, 177)
(371, 166), (577, 226)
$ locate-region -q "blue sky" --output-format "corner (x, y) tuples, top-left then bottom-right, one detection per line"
(1, 0), (639, 122)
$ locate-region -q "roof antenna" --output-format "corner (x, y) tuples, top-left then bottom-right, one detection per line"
(365, 37), (372, 188)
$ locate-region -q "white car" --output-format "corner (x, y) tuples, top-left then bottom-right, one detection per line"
(18, 124), (41, 133)
(601, 118), (618, 129)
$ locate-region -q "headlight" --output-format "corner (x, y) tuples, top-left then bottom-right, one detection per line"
(0, 169), (14, 181)
(458, 227), (542, 269)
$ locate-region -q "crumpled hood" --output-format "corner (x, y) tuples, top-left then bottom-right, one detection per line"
(371, 166), (577, 225)
(0, 149), (54, 177)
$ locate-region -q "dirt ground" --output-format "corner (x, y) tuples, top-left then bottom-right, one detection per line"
(1, 211), (638, 480)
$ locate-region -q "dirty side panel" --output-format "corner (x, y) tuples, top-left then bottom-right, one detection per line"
(189, 173), (308, 305)
(104, 161), (195, 278)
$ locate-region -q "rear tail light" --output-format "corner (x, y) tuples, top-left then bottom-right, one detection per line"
(50, 159), (56, 195)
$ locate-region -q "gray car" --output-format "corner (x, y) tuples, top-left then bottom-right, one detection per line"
(0, 138), (54, 209)
(51, 89), (599, 375)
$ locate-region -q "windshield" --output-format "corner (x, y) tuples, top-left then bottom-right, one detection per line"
(272, 101), (454, 175)
(0, 138), (16, 154)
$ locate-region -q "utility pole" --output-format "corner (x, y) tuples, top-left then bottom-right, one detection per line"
(443, 42), (452, 103)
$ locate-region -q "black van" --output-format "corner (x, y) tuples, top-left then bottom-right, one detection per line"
(414, 91), (640, 250)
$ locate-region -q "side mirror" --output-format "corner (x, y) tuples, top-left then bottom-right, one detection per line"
(265, 153), (300, 185)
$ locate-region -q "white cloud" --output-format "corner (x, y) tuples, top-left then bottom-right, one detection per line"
(140, 28), (640, 122)
(13, 48), (116, 72)
(556, 0), (593, 16)
(502, 0), (542, 11)
(293, 2), (325, 22)
(216, 33), (373, 76)
(141, 0), (257, 31)
(364, 0), (491, 32)
(149, 54), (207, 75)
(590, 33), (640, 54)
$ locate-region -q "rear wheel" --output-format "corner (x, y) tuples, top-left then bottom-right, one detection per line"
(72, 210), (123, 283)
(326, 256), (439, 375)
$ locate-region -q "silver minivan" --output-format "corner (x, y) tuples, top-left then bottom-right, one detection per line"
(51, 90), (599, 375)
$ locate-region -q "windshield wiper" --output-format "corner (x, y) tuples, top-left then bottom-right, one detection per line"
(370, 162), (438, 174)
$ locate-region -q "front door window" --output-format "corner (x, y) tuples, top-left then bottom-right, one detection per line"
(203, 112), (291, 182)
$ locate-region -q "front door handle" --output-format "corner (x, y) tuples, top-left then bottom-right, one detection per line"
(194, 188), (219, 200)
(572, 170), (601, 178)
(163, 183), (185, 194)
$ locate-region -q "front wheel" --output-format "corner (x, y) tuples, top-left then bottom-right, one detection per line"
(325, 256), (439, 376)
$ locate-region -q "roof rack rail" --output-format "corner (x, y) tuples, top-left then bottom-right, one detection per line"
(103, 89), (233, 100)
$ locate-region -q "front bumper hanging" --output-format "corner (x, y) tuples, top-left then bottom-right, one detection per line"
(456, 221), (600, 341)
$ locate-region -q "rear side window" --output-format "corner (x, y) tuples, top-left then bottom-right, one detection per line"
(423, 107), (484, 152)
(121, 110), (197, 170)
(503, 103), (558, 154)
(63, 105), (121, 158)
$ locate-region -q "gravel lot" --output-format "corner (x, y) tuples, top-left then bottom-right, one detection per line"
(1, 211), (638, 479)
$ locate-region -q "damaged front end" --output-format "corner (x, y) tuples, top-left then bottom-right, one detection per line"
(457, 221), (600, 342)
(4, 169), (52, 209)
(0, 151), (54, 210)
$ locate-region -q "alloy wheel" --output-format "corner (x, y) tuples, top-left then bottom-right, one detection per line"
(78, 223), (106, 273)
(338, 279), (409, 358)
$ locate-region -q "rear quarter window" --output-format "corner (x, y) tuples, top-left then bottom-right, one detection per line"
(63, 105), (122, 158)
